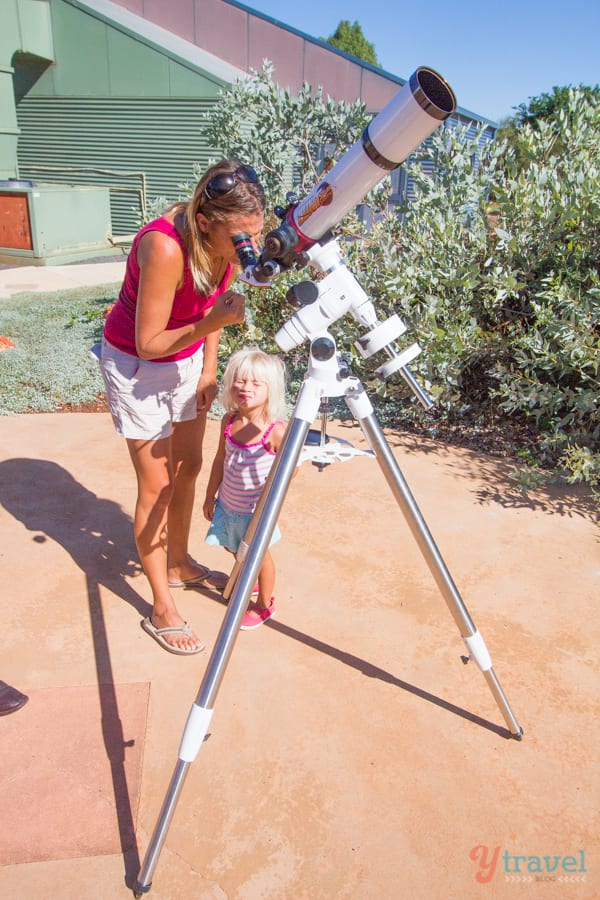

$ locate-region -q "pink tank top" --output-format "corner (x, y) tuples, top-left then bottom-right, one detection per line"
(219, 417), (283, 515)
(103, 216), (233, 363)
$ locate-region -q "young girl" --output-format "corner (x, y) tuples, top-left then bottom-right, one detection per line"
(203, 349), (287, 630)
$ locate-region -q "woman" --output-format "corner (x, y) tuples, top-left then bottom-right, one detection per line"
(100, 160), (266, 655)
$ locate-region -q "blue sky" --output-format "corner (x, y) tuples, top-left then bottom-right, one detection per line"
(245, 0), (599, 123)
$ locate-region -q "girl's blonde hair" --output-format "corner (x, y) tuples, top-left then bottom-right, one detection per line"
(165, 159), (266, 295)
(221, 349), (287, 422)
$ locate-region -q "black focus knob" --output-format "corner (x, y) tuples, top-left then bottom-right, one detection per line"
(286, 281), (319, 309)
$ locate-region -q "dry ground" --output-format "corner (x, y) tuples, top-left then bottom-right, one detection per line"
(0, 411), (597, 900)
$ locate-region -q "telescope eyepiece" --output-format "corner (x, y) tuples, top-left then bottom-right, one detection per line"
(232, 233), (257, 269)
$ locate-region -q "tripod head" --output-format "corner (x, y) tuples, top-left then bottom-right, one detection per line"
(276, 237), (434, 409)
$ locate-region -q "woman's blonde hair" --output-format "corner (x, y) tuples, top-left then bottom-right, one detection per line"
(166, 159), (266, 295)
(221, 349), (287, 422)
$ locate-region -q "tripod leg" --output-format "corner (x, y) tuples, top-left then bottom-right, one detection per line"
(347, 392), (523, 738)
(133, 414), (311, 897)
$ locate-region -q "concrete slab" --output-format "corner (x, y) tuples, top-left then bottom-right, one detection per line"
(0, 261), (126, 299)
(1, 683), (149, 865)
(0, 410), (597, 899)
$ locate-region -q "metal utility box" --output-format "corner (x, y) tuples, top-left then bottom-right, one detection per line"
(0, 181), (118, 265)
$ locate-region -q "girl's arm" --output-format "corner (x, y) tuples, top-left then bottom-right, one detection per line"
(266, 422), (287, 454)
(267, 422), (299, 478)
(134, 231), (244, 360)
(203, 416), (229, 520)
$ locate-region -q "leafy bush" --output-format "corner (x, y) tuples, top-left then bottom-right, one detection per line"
(362, 90), (599, 486)
(199, 61), (370, 214)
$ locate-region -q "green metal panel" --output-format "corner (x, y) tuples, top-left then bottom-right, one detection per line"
(16, 0), (54, 61)
(30, 185), (111, 254)
(27, 0), (232, 99)
(0, 71), (18, 130)
(0, 68), (20, 179)
(0, 1), (21, 61)
(45, 1), (112, 96)
(167, 60), (225, 100)
(0, 1), (54, 178)
(107, 28), (170, 97)
(16, 96), (221, 235)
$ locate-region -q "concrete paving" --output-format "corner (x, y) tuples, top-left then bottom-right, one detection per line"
(0, 259), (126, 299)
(0, 260), (598, 899)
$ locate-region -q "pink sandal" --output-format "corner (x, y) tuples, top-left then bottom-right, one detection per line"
(241, 598), (276, 630)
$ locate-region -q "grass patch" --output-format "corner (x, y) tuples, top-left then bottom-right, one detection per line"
(0, 284), (118, 414)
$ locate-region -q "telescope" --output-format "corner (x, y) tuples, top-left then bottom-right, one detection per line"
(251, 66), (456, 282)
(236, 67), (457, 405)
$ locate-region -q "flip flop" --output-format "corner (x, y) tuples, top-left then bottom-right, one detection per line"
(141, 617), (205, 655)
(168, 567), (213, 588)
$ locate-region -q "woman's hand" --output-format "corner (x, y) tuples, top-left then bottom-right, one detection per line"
(205, 290), (245, 330)
(196, 375), (218, 412)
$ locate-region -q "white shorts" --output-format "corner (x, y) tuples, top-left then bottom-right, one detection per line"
(99, 338), (204, 440)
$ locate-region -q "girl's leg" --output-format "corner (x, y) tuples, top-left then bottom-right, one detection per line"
(167, 412), (209, 584)
(256, 549), (275, 609)
(241, 551), (275, 629)
(208, 548), (236, 592)
(127, 435), (202, 652)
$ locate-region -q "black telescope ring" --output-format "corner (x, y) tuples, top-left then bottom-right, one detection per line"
(361, 127), (399, 171)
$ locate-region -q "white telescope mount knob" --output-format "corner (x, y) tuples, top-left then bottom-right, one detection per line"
(355, 314), (433, 410)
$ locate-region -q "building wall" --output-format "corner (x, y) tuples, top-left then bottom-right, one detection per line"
(15, 0), (244, 235)
(12, 0), (496, 243)
(28, 0), (236, 99)
(104, 0), (405, 112)
(0, 0), (54, 179)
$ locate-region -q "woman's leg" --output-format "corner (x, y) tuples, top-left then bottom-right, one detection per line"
(167, 412), (209, 583)
(127, 434), (202, 652)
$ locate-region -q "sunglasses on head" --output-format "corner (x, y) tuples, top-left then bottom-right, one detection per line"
(204, 164), (259, 200)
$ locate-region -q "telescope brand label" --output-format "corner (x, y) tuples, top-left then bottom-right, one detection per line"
(296, 182), (334, 226)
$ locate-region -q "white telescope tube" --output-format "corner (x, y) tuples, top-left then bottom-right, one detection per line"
(288, 67), (456, 247)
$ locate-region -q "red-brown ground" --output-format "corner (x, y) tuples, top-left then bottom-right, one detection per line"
(0, 411), (597, 899)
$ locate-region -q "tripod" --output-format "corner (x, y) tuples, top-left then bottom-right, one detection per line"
(133, 239), (522, 897)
